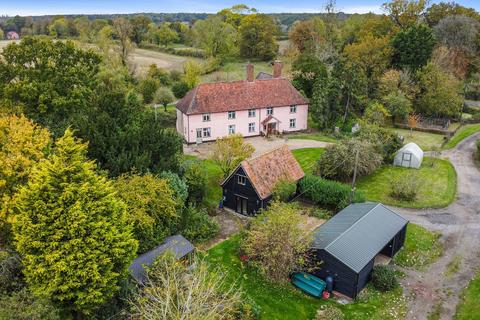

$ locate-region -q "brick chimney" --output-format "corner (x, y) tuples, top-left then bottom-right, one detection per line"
(246, 63), (254, 82)
(273, 60), (283, 78)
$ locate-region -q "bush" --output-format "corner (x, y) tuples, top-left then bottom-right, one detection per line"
(181, 159), (208, 204)
(316, 139), (383, 181)
(241, 202), (311, 283)
(172, 81), (190, 99)
(0, 250), (24, 295)
(315, 305), (344, 320)
(115, 173), (178, 253)
(272, 179), (297, 202)
(371, 265), (398, 292)
(299, 174), (365, 210)
(355, 125), (403, 163)
(390, 172), (419, 201)
(139, 77), (160, 104)
(160, 171), (188, 206)
(179, 205), (220, 242)
(0, 289), (61, 320)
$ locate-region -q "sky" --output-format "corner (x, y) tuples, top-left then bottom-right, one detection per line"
(1, 0), (479, 16)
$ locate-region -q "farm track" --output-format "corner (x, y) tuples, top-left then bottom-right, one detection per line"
(393, 132), (480, 320)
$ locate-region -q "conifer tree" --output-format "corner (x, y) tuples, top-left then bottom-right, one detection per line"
(12, 129), (138, 316)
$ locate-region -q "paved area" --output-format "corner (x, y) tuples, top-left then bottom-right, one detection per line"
(184, 136), (331, 159)
(392, 132), (480, 320)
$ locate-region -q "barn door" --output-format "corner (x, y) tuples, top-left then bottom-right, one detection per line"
(235, 196), (248, 215)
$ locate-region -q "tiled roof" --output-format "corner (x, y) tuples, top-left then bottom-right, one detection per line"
(239, 145), (305, 199)
(176, 78), (308, 115)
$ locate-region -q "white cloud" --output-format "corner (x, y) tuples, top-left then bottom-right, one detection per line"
(340, 5), (383, 14)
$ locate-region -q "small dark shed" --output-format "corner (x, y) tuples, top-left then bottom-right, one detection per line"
(311, 203), (408, 298)
(221, 145), (304, 215)
(129, 235), (194, 283)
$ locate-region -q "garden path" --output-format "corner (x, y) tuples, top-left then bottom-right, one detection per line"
(392, 132), (480, 320)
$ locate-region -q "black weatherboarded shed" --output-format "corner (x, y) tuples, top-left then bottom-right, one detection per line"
(221, 145), (305, 215)
(311, 203), (408, 298)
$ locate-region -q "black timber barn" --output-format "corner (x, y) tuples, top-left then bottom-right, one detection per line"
(221, 145), (305, 215)
(311, 203), (408, 298)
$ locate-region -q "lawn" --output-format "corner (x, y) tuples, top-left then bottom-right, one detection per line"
(455, 271), (480, 320)
(205, 236), (407, 320)
(288, 132), (339, 143)
(357, 158), (457, 209)
(443, 124), (480, 150)
(391, 128), (445, 151)
(393, 224), (443, 270)
(292, 148), (325, 174)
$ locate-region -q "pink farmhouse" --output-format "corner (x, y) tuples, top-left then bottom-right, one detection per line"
(176, 62), (309, 143)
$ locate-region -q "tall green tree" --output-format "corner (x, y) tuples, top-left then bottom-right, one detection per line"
(292, 51), (327, 98)
(0, 37), (101, 135)
(239, 13), (278, 61)
(129, 15), (152, 44)
(415, 62), (463, 117)
(192, 16), (238, 58)
(12, 129), (137, 316)
(382, 0), (428, 28)
(391, 24), (436, 70)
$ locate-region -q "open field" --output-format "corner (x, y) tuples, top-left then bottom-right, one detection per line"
(357, 158), (457, 209)
(131, 47), (203, 74)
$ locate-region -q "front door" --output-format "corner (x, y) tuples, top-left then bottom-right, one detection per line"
(235, 196), (248, 215)
(267, 122), (276, 134)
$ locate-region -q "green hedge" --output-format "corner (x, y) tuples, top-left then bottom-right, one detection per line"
(299, 174), (365, 210)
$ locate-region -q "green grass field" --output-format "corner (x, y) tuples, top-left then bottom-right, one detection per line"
(393, 224), (443, 270)
(357, 158), (457, 209)
(206, 236), (407, 320)
(455, 271), (480, 319)
(391, 128), (445, 151)
(292, 148), (325, 174)
(443, 124), (480, 150)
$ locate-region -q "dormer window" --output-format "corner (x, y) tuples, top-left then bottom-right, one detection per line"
(228, 111), (236, 119)
(267, 107), (273, 115)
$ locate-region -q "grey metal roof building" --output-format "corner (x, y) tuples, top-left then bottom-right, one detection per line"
(311, 203), (408, 298)
(129, 235), (195, 283)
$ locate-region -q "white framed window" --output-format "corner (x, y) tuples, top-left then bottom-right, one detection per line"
(237, 175), (247, 185)
(228, 111), (236, 119)
(202, 127), (211, 138)
(202, 113), (211, 122)
(289, 119), (296, 128)
(248, 109), (256, 117)
(248, 123), (255, 133)
(266, 107), (273, 115)
(290, 105), (297, 113)
(228, 124), (236, 134)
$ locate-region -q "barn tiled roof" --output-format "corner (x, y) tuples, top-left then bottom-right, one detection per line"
(236, 145), (304, 199)
(176, 78), (308, 115)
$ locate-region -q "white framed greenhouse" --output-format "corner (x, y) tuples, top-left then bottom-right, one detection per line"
(393, 142), (424, 169)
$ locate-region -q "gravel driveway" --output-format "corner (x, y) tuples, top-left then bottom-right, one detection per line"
(393, 132), (480, 320)
(183, 136), (331, 159)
